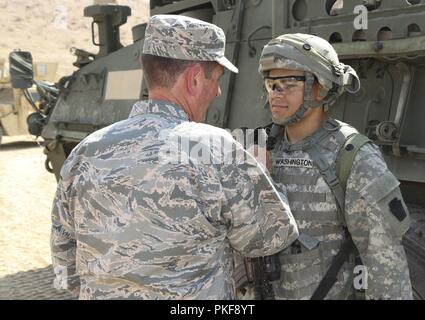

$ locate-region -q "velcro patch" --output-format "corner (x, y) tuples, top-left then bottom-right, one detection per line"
(389, 198), (407, 222)
(274, 158), (314, 168)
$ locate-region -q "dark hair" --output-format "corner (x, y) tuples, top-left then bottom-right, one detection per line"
(141, 54), (217, 89)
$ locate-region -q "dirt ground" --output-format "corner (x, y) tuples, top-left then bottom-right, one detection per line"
(0, 135), (73, 299)
(1, 0), (149, 77)
(0, 1), (149, 299)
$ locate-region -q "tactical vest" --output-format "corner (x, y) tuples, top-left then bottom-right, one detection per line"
(270, 118), (367, 300)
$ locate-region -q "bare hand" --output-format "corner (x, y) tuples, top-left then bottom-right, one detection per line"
(247, 145), (272, 174)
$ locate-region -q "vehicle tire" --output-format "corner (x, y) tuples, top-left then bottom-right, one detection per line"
(403, 204), (425, 300)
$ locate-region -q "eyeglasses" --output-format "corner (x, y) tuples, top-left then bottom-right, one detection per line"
(264, 76), (306, 94)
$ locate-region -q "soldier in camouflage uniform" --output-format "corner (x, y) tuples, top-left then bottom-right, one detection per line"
(50, 15), (298, 300)
(237, 33), (413, 300)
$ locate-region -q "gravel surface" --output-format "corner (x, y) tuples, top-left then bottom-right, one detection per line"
(0, 135), (73, 299)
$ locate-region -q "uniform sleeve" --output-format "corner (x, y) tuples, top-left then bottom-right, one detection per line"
(344, 143), (413, 300)
(50, 157), (81, 298)
(219, 147), (298, 258)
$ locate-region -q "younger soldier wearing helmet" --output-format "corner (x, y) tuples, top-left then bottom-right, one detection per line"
(239, 33), (413, 300)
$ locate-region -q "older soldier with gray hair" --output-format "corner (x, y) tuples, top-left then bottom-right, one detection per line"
(50, 15), (298, 300)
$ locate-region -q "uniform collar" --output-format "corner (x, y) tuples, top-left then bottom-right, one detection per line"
(281, 117), (340, 152)
(129, 99), (190, 121)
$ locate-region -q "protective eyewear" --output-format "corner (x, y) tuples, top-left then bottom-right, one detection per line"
(264, 76), (306, 94)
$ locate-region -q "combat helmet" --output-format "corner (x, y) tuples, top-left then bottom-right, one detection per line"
(259, 33), (360, 125)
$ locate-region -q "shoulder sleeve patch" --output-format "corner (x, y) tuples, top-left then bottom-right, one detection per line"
(389, 197), (408, 222)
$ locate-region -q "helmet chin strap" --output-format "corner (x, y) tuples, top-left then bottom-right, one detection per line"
(274, 72), (322, 126)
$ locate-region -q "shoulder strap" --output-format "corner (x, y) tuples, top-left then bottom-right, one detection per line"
(308, 146), (347, 225)
(310, 129), (370, 300)
(336, 133), (371, 191)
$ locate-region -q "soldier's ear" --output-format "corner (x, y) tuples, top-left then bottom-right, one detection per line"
(185, 63), (203, 96)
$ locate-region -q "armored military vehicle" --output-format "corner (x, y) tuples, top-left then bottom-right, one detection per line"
(9, 0), (425, 299)
(0, 56), (58, 144)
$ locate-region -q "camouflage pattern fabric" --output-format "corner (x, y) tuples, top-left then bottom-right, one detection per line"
(143, 15), (238, 73)
(51, 99), (298, 300)
(266, 118), (412, 300)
